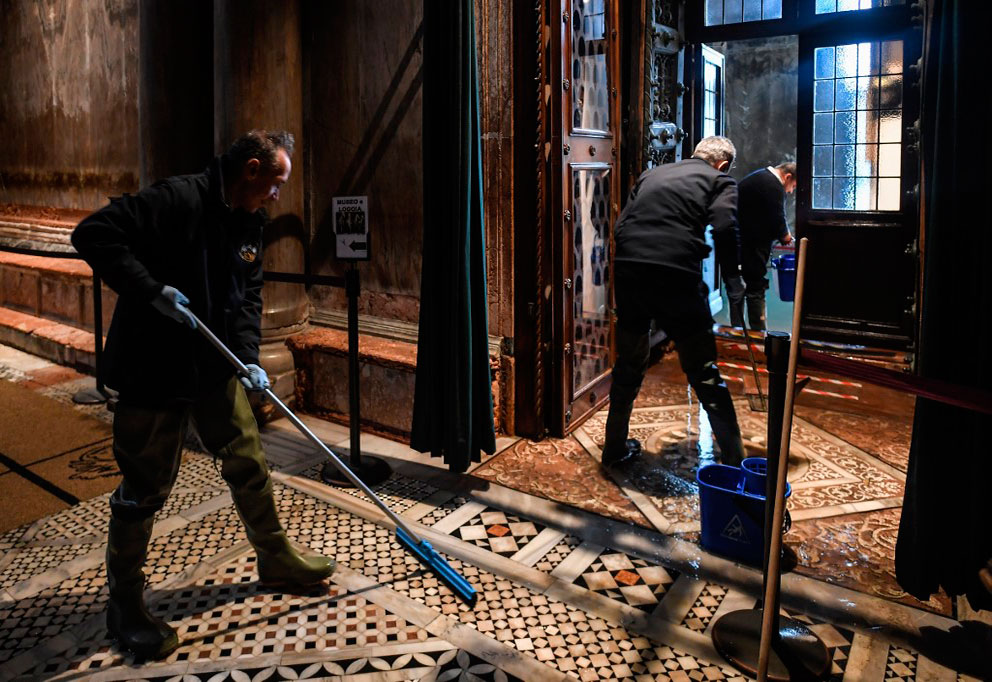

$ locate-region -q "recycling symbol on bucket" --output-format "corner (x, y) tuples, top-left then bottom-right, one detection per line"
(720, 515), (749, 543)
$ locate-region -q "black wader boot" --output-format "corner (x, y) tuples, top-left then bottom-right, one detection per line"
(676, 331), (747, 466)
(106, 516), (179, 659)
(602, 326), (649, 466)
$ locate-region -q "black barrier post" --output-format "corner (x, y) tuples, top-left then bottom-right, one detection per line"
(710, 330), (830, 681)
(320, 262), (392, 487)
(73, 272), (114, 405)
(761, 331), (791, 621)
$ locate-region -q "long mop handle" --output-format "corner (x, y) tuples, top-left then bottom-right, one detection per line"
(756, 237), (808, 682)
(190, 313), (424, 544)
(741, 319), (766, 410)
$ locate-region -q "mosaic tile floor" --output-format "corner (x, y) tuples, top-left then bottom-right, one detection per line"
(0, 342), (986, 680)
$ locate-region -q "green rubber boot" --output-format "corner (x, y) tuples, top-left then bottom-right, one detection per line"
(106, 517), (179, 659)
(233, 479), (336, 587)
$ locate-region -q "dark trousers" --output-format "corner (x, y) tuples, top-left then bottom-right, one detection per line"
(109, 375), (269, 523)
(726, 274), (768, 331)
(604, 262), (745, 465)
(727, 242), (772, 331)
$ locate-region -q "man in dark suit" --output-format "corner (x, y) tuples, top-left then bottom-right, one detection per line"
(602, 136), (746, 468)
(725, 162), (795, 331)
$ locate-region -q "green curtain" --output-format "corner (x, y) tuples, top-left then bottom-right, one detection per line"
(895, 0), (992, 610)
(411, 0), (496, 472)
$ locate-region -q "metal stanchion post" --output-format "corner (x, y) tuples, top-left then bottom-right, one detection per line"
(73, 272), (115, 405)
(710, 240), (830, 681)
(321, 262), (391, 487)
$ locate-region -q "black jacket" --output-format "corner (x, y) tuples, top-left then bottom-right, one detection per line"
(614, 158), (740, 278)
(737, 167), (789, 280)
(72, 157), (264, 404)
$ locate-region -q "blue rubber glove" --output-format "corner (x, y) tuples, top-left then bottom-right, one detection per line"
(151, 286), (196, 329)
(240, 363), (271, 392)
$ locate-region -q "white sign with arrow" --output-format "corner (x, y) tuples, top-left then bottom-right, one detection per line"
(333, 195), (370, 261)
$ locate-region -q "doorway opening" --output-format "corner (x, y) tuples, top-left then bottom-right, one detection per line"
(703, 35), (799, 334)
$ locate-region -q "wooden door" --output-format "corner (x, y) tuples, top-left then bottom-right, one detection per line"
(797, 17), (922, 350)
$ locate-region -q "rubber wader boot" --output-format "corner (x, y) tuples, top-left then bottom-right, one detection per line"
(106, 516), (179, 659)
(233, 479), (336, 586)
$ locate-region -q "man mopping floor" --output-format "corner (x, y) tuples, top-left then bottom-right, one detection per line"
(72, 131), (335, 660)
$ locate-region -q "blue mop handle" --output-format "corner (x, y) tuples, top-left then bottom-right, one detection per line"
(190, 312), (425, 544)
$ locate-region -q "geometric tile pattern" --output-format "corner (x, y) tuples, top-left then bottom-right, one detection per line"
(533, 535), (581, 573)
(0, 541), (101, 590)
(171, 452), (232, 492)
(298, 463), (438, 514)
(884, 646), (918, 681)
(575, 551), (679, 613)
(0, 343), (945, 682)
(144, 505), (245, 587)
(28, 552), (433, 676)
(335, 472), (439, 513)
(455, 509), (546, 558)
(680, 583), (728, 631)
(781, 607), (856, 679)
(419, 495), (470, 527)
(24, 493), (111, 542)
(431, 649), (525, 682)
(124, 648), (524, 682)
(156, 488), (227, 522)
(389, 544), (747, 682)
(0, 566), (108, 665)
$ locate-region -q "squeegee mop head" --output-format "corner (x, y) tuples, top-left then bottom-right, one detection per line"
(396, 527), (477, 607)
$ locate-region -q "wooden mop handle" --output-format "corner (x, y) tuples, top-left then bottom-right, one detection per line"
(757, 237), (809, 682)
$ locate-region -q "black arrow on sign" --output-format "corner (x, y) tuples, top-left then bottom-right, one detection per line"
(349, 241), (367, 250)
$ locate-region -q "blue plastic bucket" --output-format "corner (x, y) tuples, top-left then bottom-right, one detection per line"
(772, 254), (797, 302)
(741, 457), (767, 495)
(696, 463), (791, 566)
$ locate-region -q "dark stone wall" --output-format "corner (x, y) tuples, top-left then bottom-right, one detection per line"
(304, 0), (425, 323)
(710, 35), (798, 228)
(0, 0), (140, 209)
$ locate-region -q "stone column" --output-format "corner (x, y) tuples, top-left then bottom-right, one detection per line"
(213, 0), (309, 415)
(138, 0), (213, 187)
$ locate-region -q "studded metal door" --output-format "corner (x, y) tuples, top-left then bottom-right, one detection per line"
(550, 0), (622, 435)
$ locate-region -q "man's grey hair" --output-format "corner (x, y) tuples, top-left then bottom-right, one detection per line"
(776, 161), (797, 177)
(692, 136), (736, 167)
(226, 130), (295, 173)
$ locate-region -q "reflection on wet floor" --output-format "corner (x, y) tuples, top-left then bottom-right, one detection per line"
(477, 351), (947, 614)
